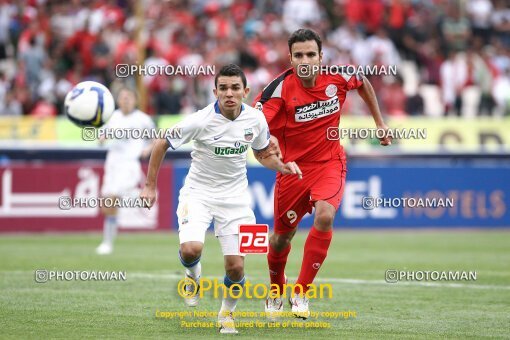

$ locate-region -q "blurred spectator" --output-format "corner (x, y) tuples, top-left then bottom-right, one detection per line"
(54, 71), (73, 112)
(282, 0), (322, 33)
(29, 97), (57, 117)
(37, 60), (56, 103)
(19, 36), (45, 101)
(419, 42), (443, 85)
(365, 28), (401, 66)
(0, 0), (507, 119)
(0, 1), (15, 60)
(0, 71), (7, 104)
(440, 50), (460, 116)
(441, 49), (490, 116)
(491, 0), (510, 47)
(65, 22), (97, 75)
(479, 46), (498, 116)
(405, 87), (424, 116)
(143, 47), (168, 89)
(0, 90), (22, 116)
(50, 3), (78, 40)
(328, 22), (367, 65)
(380, 75), (407, 116)
(492, 41), (510, 72)
(206, 6), (237, 40)
(439, 4), (471, 53)
(345, 0), (384, 35)
(91, 30), (112, 84)
(155, 77), (184, 115)
(467, 0), (493, 46)
(493, 68), (510, 116)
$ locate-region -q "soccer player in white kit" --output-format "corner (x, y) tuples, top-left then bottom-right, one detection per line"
(96, 88), (155, 255)
(140, 64), (301, 334)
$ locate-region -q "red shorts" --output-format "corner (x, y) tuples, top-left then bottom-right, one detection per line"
(273, 158), (347, 234)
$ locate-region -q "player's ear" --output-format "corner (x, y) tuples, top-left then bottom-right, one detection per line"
(243, 87), (250, 98)
(319, 51), (323, 64)
(213, 88), (218, 98)
(288, 53), (293, 65)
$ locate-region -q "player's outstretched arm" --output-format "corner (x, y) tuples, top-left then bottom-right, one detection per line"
(357, 76), (392, 146)
(140, 138), (169, 209)
(253, 148), (302, 179)
(140, 140), (156, 160)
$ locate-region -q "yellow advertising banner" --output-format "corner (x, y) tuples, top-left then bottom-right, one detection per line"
(338, 116), (510, 152)
(0, 117), (57, 141)
(1, 116), (509, 152)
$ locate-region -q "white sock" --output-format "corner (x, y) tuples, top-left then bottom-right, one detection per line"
(220, 296), (238, 313)
(220, 275), (245, 313)
(185, 262), (201, 280)
(103, 216), (117, 245)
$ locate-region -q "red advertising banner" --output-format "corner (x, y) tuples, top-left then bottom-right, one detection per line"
(0, 162), (173, 232)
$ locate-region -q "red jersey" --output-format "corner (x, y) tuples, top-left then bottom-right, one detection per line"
(253, 67), (364, 163)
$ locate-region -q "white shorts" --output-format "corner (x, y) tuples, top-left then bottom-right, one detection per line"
(101, 162), (142, 197)
(177, 190), (255, 256)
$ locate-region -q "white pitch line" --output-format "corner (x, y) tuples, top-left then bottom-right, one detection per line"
(4, 271), (508, 290)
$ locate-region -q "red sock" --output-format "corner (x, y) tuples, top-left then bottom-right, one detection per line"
(267, 243), (291, 295)
(295, 226), (332, 294)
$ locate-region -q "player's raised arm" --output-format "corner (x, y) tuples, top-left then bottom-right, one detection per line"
(357, 76), (392, 146)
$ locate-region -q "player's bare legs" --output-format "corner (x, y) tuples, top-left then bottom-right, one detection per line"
(312, 200), (335, 231)
(267, 228), (297, 292)
(270, 228), (297, 252)
(264, 228), (296, 320)
(268, 229), (296, 287)
(224, 255), (244, 282)
(290, 200), (335, 318)
(218, 255), (244, 334)
(96, 196), (119, 255)
(179, 241), (203, 307)
(180, 241), (203, 263)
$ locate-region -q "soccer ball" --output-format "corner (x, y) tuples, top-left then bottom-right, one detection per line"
(64, 81), (115, 127)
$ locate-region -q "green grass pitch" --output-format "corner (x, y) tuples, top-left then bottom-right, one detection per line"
(1, 230), (509, 339)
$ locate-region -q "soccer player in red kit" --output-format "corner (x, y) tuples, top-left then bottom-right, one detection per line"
(253, 28), (392, 319)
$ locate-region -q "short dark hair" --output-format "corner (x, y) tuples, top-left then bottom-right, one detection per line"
(215, 64), (247, 88)
(288, 28), (322, 54)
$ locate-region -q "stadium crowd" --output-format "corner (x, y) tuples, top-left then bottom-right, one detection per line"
(0, 0), (509, 118)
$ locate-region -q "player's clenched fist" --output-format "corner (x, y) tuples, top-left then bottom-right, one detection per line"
(377, 123), (392, 146)
(140, 186), (157, 209)
(280, 161), (302, 179)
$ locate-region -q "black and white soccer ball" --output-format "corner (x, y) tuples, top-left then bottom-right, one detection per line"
(64, 81), (115, 127)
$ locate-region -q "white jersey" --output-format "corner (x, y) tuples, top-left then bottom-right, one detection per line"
(101, 109), (155, 167)
(167, 101), (270, 198)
